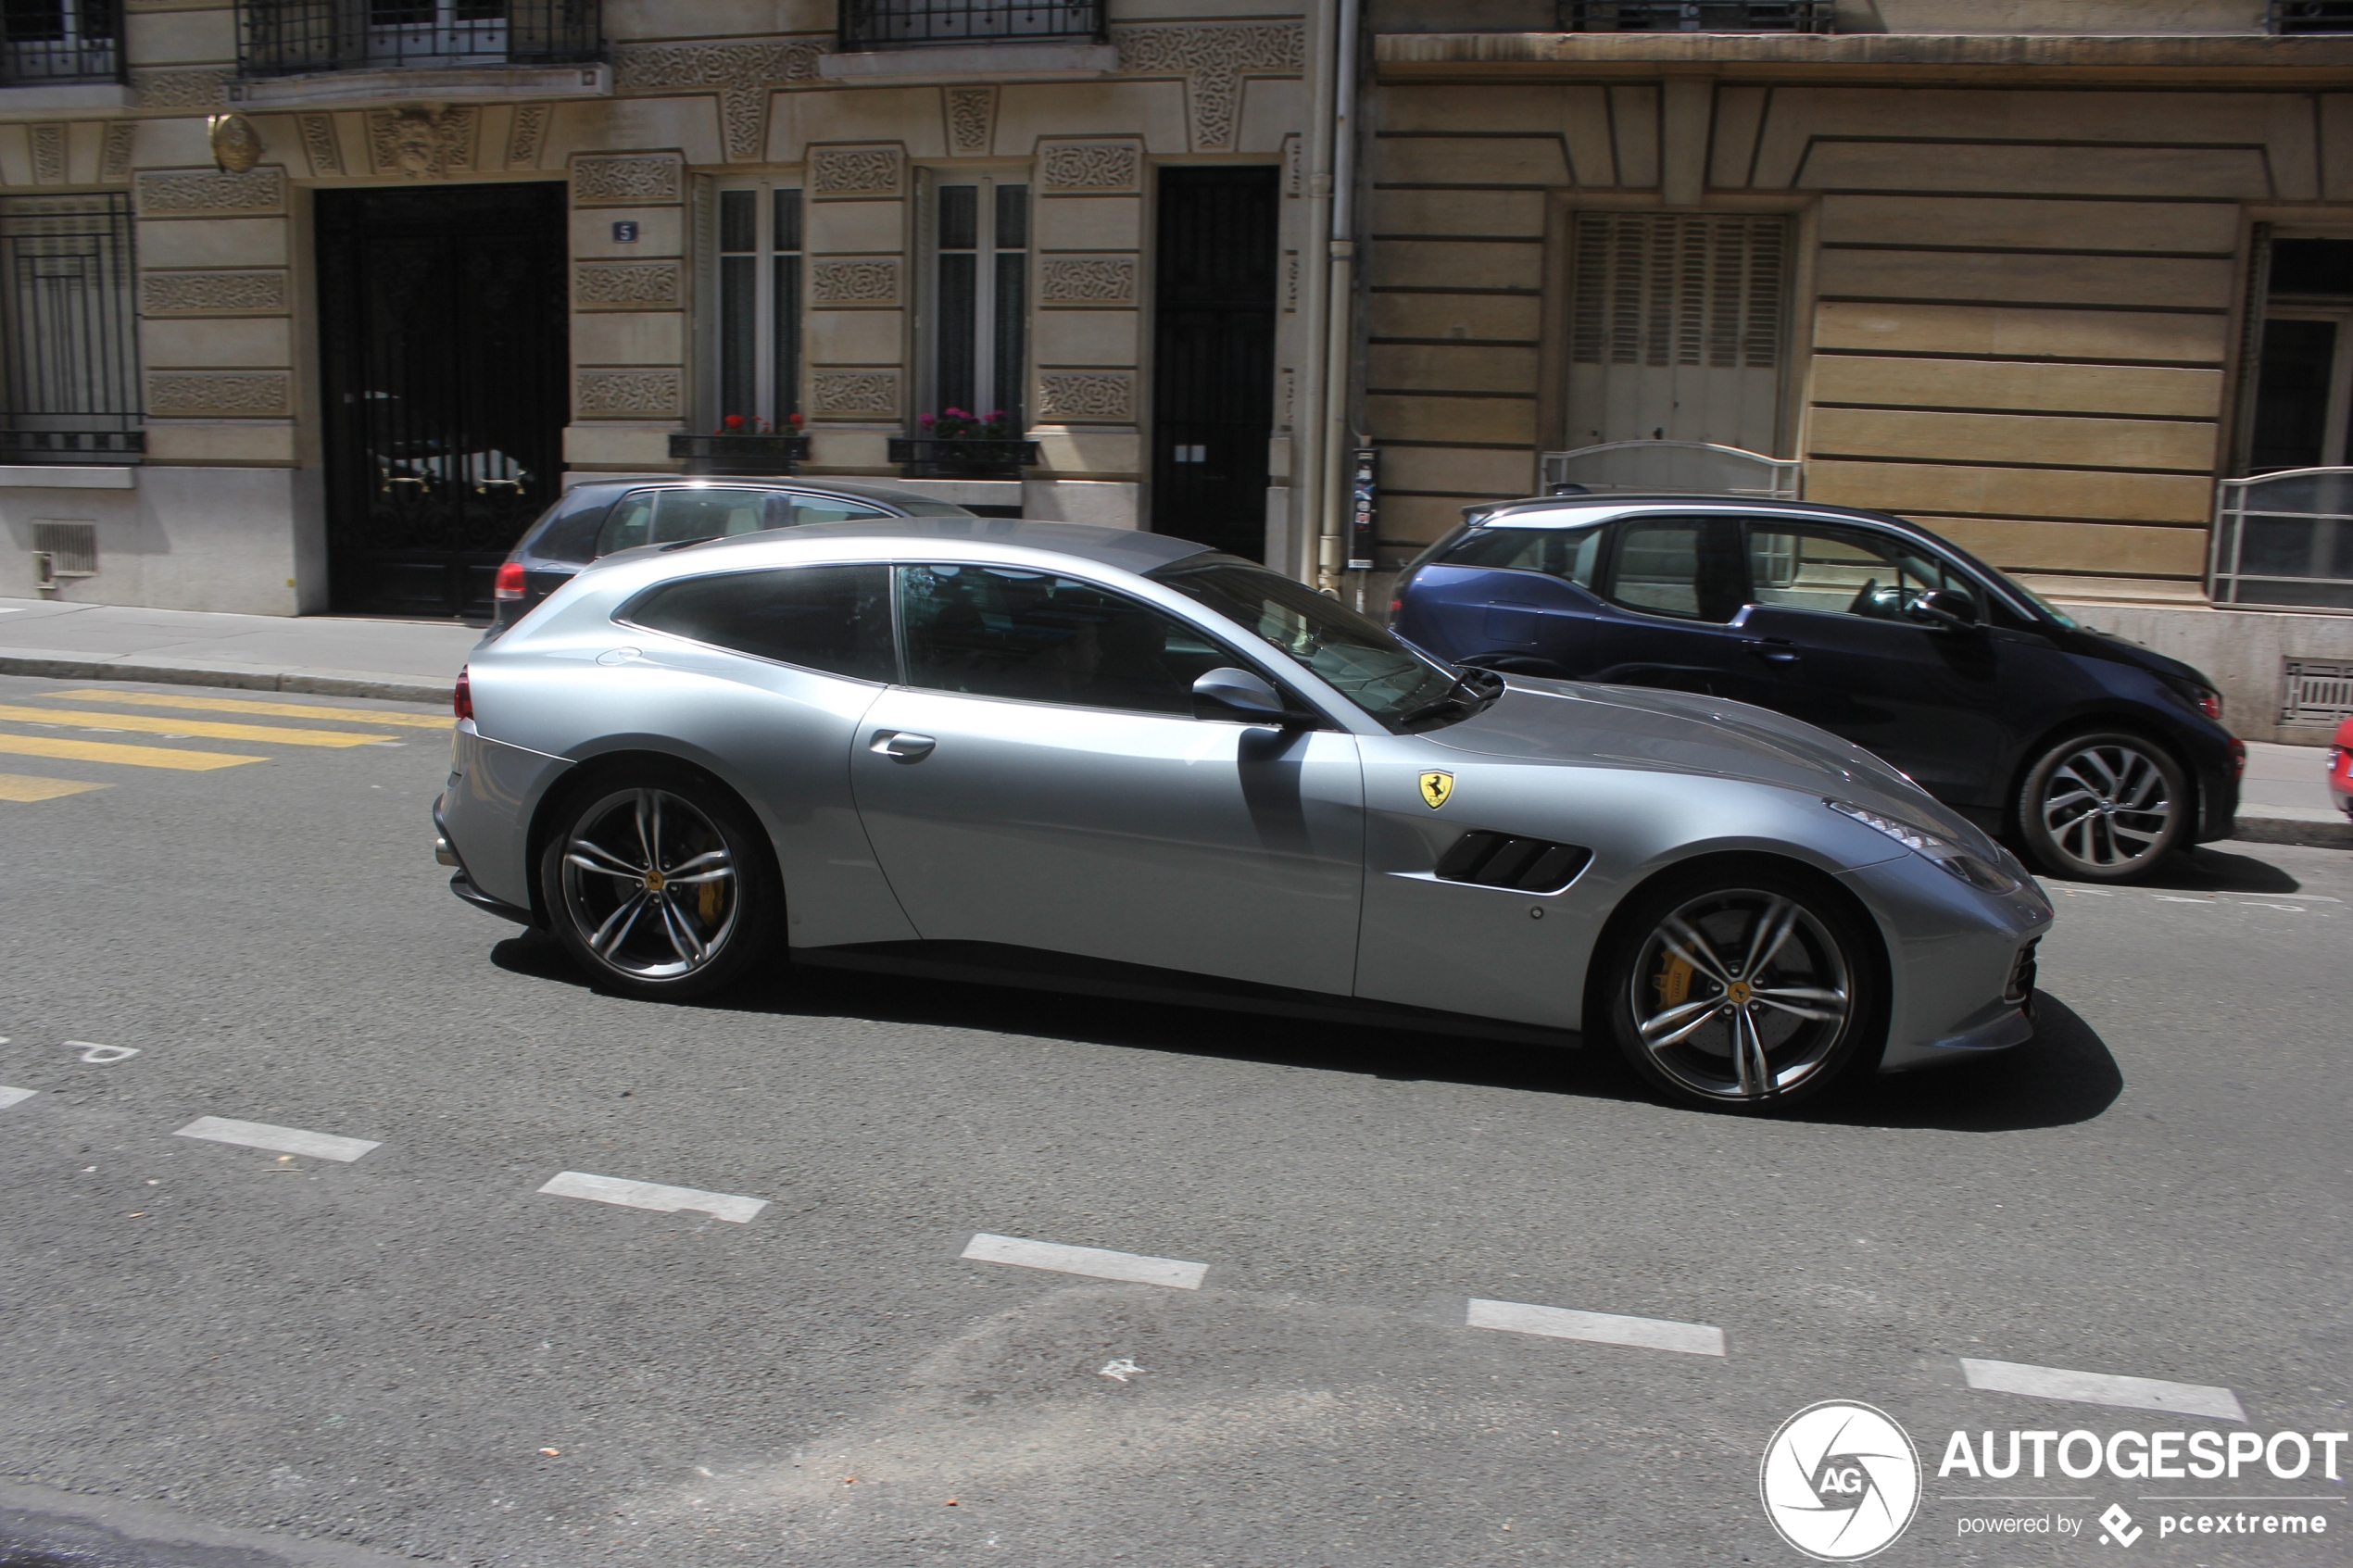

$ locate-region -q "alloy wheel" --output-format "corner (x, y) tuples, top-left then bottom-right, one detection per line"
(559, 787), (741, 982)
(2033, 740), (2177, 876)
(1627, 889), (1854, 1103)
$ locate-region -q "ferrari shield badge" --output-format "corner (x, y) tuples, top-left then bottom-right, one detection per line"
(1418, 770), (1454, 809)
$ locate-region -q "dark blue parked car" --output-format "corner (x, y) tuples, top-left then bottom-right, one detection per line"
(1391, 495), (2243, 884)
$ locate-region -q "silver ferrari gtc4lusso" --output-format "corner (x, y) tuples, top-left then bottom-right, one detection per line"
(434, 519), (2053, 1110)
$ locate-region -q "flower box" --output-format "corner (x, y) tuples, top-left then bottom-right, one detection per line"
(887, 436), (1040, 480)
(669, 433), (810, 475)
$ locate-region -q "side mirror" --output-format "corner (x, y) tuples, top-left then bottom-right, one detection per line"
(1192, 666), (1290, 724)
(1906, 589), (1981, 632)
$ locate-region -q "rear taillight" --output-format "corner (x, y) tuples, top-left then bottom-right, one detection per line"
(2230, 737), (2246, 778)
(454, 665), (472, 722)
(494, 560), (526, 601)
(2196, 688), (2223, 722)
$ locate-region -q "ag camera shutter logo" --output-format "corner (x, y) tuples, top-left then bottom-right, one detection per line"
(1760, 1400), (1922, 1561)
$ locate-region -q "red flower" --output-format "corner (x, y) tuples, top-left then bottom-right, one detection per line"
(787, 411), (803, 427)
(723, 413), (745, 430)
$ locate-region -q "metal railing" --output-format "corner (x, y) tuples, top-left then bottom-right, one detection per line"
(1558, 1), (1831, 31)
(1541, 440), (1801, 499)
(2212, 469), (2353, 611)
(236, 0), (600, 77)
(838, 0), (1103, 52)
(0, 194), (141, 467)
(2272, 1), (2353, 32)
(0, 0), (124, 85)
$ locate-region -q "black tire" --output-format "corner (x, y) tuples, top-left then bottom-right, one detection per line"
(1596, 862), (1885, 1111)
(537, 762), (780, 999)
(2015, 730), (2187, 884)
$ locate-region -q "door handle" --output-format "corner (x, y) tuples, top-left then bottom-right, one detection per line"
(869, 730), (936, 761)
(1743, 639), (1801, 665)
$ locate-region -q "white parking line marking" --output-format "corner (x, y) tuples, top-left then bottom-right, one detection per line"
(1960, 1358), (2246, 1422)
(0, 1085), (35, 1110)
(537, 1171), (766, 1223)
(175, 1116), (380, 1162)
(960, 1232), (1208, 1289)
(1466, 1298), (1727, 1357)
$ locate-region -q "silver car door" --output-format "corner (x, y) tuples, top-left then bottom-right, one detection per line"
(849, 561), (1365, 995)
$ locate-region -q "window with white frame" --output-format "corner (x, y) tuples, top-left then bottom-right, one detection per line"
(702, 182), (802, 432)
(921, 177), (1027, 431)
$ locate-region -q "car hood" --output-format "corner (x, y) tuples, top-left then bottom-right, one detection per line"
(2065, 622), (2213, 690)
(1420, 676), (1990, 845)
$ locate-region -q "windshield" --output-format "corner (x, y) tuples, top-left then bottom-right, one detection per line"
(1147, 557), (1465, 726)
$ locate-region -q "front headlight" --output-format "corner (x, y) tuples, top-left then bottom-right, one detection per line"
(1826, 798), (2020, 893)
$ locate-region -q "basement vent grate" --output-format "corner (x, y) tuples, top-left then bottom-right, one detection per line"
(2282, 659), (2353, 725)
(31, 520), (96, 579)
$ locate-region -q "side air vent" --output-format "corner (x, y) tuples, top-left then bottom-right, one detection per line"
(1434, 831), (1592, 893)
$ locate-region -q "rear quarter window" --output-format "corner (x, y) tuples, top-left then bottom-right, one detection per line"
(1437, 524), (1604, 589)
(527, 487), (623, 564)
(623, 564), (895, 683)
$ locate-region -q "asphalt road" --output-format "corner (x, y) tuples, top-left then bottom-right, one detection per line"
(0, 672), (2345, 1568)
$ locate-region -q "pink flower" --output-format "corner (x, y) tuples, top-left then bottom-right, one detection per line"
(919, 413), (936, 427)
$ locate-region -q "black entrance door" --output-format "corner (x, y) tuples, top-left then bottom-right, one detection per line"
(318, 183), (567, 618)
(1151, 167), (1277, 560)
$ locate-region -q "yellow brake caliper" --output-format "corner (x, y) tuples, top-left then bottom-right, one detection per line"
(1654, 951), (1693, 1011)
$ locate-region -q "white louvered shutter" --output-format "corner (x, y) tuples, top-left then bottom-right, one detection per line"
(1565, 213), (1790, 453)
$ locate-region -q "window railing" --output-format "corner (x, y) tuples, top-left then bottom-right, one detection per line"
(0, 0), (124, 86)
(1558, 1), (1831, 31)
(2272, 1), (2353, 32)
(0, 194), (141, 466)
(838, 0), (1103, 52)
(236, 0), (601, 77)
(1540, 441), (1800, 499)
(2213, 470), (2353, 611)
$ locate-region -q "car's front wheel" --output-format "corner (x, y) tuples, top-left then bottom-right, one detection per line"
(2016, 731), (2186, 884)
(1599, 865), (1882, 1110)
(539, 767), (778, 998)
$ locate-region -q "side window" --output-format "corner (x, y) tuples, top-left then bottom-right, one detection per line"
(1746, 524), (1978, 622)
(898, 563), (1230, 715)
(1605, 518), (1743, 622)
(623, 564), (894, 683)
(596, 490), (658, 556)
(789, 494), (893, 527)
(1437, 525), (1604, 589)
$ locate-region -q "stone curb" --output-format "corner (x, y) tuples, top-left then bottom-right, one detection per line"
(0, 653), (452, 707)
(2227, 815), (2353, 850)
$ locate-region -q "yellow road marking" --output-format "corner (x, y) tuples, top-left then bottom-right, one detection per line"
(0, 733), (264, 771)
(45, 688), (451, 730)
(0, 771), (109, 801)
(0, 703), (389, 748)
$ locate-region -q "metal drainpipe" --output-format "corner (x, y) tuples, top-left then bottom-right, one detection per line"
(1315, 0), (1362, 595)
(1295, 0), (1339, 587)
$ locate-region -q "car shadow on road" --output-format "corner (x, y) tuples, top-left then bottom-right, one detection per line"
(490, 934), (2117, 1131)
(2103, 844), (2309, 894)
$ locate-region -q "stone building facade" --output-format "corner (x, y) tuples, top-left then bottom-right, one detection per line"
(1361, 0), (2353, 740)
(0, 0), (1338, 619)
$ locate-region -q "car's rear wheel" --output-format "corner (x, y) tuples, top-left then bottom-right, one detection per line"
(2016, 731), (2186, 884)
(539, 767), (777, 998)
(1600, 867), (1881, 1110)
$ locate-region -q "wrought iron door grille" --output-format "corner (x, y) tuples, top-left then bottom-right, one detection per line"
(1560, 1), (1831, 30)
(2272, 1), (2353, 31)
(237, 0), (601, 76)
(0, 194), (142, 466)
(838, 0), (1102, 51)
(0, 0), (123, 83)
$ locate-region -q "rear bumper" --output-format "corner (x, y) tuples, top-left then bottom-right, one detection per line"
(434, 794), (535, 926)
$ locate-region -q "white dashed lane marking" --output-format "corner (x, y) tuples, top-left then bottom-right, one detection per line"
(174, 1116), (381, 1163)
(537, 1171), (767, 1223)
(1467, 1297), (1728, 1357)
(0, 1085), (35, 1110)
(1961, 1357), (2246, 1422)
(961, 1232), (1209, 1290)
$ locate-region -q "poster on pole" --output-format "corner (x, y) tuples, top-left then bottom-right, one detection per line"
(1348, 447), (1378, 571)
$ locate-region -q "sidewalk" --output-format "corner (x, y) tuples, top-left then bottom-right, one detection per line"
(0, 597), (476, 705)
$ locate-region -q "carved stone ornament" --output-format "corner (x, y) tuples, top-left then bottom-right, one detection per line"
(141, 270), (290, 317)
(135, 167), (285, 217)
(573, 154), (683, 207)
(574, 369), (682, 418)
(573, 260), (681, 310)
(1112, 21), (1306, 153)
(298, 113), (343, 176)
(1035, 370), (1133, 422)
(810, 259), (900, 307)
(947, 85), (996, 156)
(145, 371), (291, 417)
(1038, 141), (1140, 194)
(99, 122), (134, 184)
(810, 146), (901, 198)
(1038, 257), (1136, 307)
(811, 370), (900, 416)
(134, 68), (231, 110)
(615, 39), (824, 164)
(31, 124), (65, 185)
(208, 113), (263, 175)
(368, 106), (477, 181)
(506, 104), (549, 169)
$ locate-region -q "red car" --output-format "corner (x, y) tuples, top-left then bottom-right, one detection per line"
(2333, 715), (2353, 817)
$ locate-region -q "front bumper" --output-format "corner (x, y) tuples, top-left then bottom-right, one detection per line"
(1839, 854), (2053, 1074)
